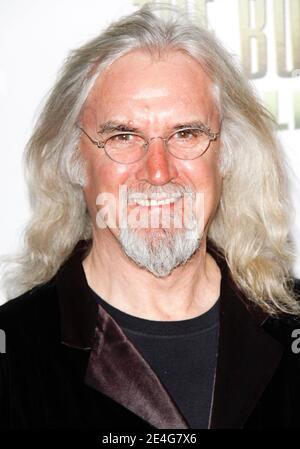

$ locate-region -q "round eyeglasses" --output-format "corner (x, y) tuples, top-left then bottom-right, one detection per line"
(78, 124), (220, 164)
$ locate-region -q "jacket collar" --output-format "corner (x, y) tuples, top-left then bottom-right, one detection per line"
(56, 239), (97, 350)
(207, 242), (284, 428)
(56, 239), (284, 429)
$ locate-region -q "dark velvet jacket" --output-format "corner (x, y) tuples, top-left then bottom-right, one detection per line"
(0, 239), (300, 429)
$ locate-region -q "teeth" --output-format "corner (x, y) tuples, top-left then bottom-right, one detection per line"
(128, 193), (183, 206)
(134, 198), (179, 206)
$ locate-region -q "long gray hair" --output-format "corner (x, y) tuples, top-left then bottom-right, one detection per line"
(2, 2), (299, 315)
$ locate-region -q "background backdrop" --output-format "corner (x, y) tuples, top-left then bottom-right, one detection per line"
(0, 0), (299, 304)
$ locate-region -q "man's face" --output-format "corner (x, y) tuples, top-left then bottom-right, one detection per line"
(80, 49), (222, 276)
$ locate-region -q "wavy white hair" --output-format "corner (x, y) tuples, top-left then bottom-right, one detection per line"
(1, 1), (299, 315)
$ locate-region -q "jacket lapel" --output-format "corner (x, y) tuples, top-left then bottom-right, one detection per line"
(207, 242), (284, 428)
(84, 303), (189, 429)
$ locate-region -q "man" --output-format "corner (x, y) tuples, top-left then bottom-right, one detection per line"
(0, 3), (299, 429)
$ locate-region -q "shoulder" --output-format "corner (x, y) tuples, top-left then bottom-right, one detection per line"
(0, 277), (60, 347)
(262, 279), (300, 347)
(0, 278), (62, 426)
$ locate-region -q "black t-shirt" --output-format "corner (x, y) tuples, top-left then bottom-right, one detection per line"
(89, 286), (220, 429)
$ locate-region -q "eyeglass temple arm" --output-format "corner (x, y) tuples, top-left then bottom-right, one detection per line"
(208, 131), (220, 140)
(208, 120), (222, 140)
(196, 122), (220, 141)
(77, 125), (104, 148)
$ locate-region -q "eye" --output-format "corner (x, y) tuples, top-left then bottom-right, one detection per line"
(175, 129), (203, 139)
(110, 133), (135, 142)
(106, 133), (145, 150)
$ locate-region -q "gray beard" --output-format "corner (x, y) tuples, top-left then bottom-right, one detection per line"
(119, 224), (202, 277)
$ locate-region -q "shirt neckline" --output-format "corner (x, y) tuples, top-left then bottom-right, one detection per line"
(88, 285), (220, 336)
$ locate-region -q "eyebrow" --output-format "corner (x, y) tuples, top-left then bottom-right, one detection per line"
(97, 120), (210, 135)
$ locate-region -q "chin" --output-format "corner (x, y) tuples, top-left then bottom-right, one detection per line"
(119, 222), (202, 278)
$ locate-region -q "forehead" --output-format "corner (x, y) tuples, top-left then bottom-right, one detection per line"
(83, 49), (218, 127)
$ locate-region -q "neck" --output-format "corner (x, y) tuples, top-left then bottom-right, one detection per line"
(82, 229), (221, 321)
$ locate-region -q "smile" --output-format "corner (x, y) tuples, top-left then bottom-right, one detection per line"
(127, 192), (183, 207)
(132, 197), (180, 207)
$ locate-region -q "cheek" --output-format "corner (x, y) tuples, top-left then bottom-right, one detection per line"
(183, 157), (221, 192)
(201, 164), (222, 224)
(82, 151), (132, 218)
(181, 158), (222, 221)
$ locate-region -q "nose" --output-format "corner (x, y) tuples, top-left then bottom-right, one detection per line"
(135, 137), (178, 185)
